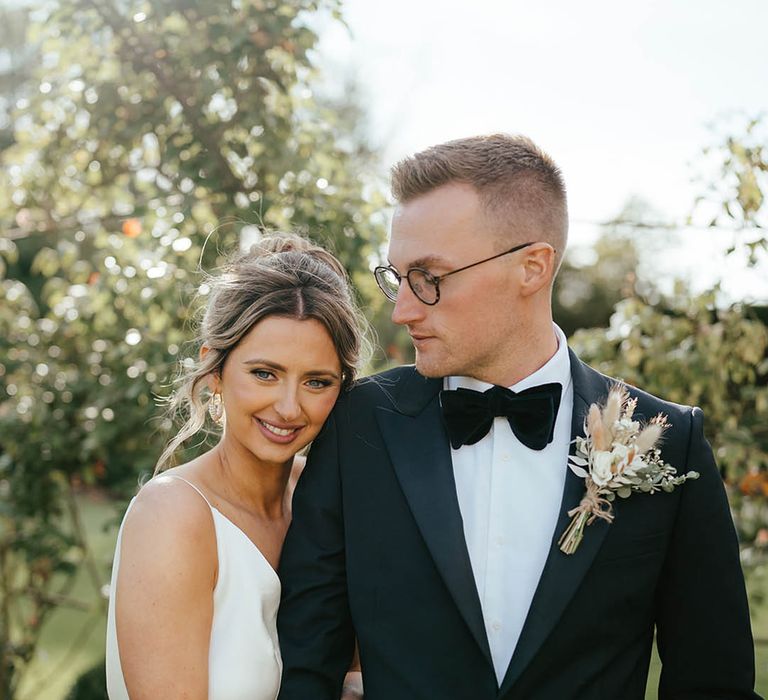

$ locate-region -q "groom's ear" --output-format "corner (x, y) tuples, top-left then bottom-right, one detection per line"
(519, 243), (556, 297)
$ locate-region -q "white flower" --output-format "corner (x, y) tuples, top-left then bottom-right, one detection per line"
(611, 443), (630, 460)
(613, 418), (640, 443)
(627, 453), (648, 474)
(591, 450), (615, 487)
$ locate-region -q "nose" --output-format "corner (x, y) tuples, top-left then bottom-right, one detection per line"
(391, 279), (426, 327)
(273, 383), (302, 423)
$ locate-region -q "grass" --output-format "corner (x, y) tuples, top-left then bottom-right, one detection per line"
(15, 493), (768, 699)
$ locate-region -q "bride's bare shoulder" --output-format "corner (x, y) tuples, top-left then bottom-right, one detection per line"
(120, 470), (217, 571)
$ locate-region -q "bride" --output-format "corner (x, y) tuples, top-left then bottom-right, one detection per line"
(105, 233), (368, 699)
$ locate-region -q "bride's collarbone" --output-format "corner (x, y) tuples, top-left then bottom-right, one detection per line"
(207, 494), (288, 567)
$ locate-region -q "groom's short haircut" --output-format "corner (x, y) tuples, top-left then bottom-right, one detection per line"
(390, 133), (568, 270)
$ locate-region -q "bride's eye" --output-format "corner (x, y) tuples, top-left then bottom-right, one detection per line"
(251, 369), (275, 381)
(306, 378), (332, 389)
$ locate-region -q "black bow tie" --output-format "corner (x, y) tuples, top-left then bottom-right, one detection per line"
(439, 382), (562, 451)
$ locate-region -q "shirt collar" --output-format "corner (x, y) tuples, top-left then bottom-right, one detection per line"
(445, 324), (571, 394)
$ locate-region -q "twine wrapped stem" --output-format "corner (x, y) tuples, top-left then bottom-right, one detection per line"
(558, 479), (614, 555)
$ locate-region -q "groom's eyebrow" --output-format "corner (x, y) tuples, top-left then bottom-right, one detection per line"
(389, 253), (447, 270)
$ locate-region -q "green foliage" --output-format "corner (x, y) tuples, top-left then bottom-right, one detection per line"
(0, 5), (37, 150)
(554, 196), (671, 337)
(0, 0), (387, 694)
(696, 115), (768, 263)
(554, 231), (640, 337)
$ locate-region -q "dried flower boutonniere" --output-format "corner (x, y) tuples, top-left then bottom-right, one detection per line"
(558, 385), (699, 555)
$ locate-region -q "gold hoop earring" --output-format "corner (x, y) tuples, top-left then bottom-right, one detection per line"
(208, 392), (224, 425)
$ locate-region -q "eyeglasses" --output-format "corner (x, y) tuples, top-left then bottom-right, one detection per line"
(374, 241), (535, 306)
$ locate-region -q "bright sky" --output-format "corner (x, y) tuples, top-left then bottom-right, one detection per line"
(316, 0), (768, 300)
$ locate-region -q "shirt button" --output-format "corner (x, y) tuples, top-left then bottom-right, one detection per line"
(501, 453), (511, 462)
(495, 536), (505, 547)
(492, 622), (502, 632)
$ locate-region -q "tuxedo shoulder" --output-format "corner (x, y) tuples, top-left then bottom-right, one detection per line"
(355, 364), (418, 387)
(617, 378), (695, 423)
(348, 365), (421, 402)
(627, 384), (696, 420)
(335, 365), (433, 414)
(575, 357), (698, 424)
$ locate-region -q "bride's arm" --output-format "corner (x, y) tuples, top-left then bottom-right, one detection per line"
(114, 478), (216, 700)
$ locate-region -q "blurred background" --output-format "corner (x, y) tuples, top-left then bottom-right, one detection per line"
(0, 1), (766, 698)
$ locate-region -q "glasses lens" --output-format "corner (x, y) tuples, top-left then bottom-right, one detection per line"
(407, 269), (438, 304)
(374, 267), (401, 301)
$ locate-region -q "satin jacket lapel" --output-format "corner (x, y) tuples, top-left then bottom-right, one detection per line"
(374, 368), (493, 667)
(499, 350), (613, 695)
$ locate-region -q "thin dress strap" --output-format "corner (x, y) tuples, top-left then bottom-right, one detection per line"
(160, 474), (213, 509)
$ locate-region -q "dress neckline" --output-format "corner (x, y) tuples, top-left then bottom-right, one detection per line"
(209, 505), (280, 584)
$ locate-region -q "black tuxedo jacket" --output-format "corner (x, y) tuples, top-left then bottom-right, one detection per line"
(277, 352), (759, 699)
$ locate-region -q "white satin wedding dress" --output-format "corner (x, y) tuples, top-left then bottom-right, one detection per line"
(105, 475), (282, 700)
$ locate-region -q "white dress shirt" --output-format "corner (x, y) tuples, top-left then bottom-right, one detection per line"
(446, 324), (573, 685)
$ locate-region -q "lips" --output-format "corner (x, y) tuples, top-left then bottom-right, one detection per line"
(255, 417), (302, 444)
(408, 328), (433, 339)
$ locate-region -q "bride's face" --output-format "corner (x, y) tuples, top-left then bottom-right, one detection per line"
(213, 315), (342, 467)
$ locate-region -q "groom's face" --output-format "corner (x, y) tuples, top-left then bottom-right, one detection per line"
(388, 182), (526, 382)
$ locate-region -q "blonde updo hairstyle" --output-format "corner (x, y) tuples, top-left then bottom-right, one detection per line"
(155, 232), (370, 473)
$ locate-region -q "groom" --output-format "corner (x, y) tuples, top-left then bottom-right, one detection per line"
(277, 134), (759, 699)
